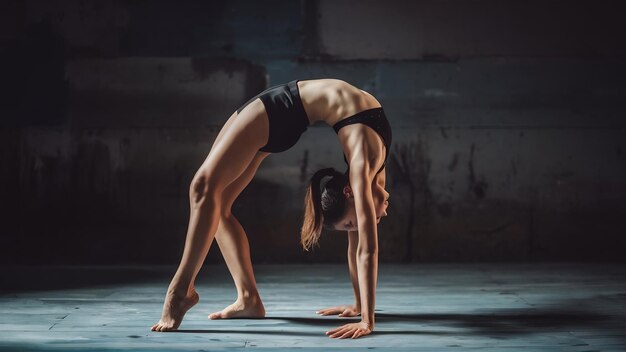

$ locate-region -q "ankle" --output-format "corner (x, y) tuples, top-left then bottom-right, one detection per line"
(238, 290), (261, 303)
(167, 284), (192, 297)
(187, 285), (198, 296)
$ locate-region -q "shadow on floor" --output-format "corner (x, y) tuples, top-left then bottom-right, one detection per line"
(176, 329), (324, 336)
(374, 310), (610, 335)
(244, 305), (612, 336)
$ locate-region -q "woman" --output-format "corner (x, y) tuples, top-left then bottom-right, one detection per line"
(151, 78), (391, 339)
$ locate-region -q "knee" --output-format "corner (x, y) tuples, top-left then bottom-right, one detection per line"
(189, 171), (222, 206)
(220, 211), (235, 223)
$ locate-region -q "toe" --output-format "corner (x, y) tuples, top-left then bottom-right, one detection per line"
(208, 312), (221, 320)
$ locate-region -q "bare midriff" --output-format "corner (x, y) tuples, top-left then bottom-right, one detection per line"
(297, 79), (382, 126)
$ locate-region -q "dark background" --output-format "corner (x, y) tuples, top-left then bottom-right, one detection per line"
(1, 0), (625, 265)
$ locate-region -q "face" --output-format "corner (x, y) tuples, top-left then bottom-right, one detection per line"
(333, 185), (390, 232)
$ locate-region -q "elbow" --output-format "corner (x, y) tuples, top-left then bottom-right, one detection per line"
(348, 247), (357, 258)
(357, 247), (378, 258)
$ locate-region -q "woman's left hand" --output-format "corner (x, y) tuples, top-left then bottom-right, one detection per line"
(326, 321), (372, 339)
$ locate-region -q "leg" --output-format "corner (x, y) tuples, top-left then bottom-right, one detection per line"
(152, 101), (269, 332)
(209, 151), (269, 319)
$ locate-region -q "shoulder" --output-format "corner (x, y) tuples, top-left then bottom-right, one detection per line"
(341, 127), (384, 172)
(346, 147), (380, 184)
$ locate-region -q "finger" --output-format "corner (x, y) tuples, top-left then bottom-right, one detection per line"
(322, 308), (341, 315)
(328, 327), (347, 338)
(326, 327), (339, 336)
(339, 328), (356, 339)
(328, 326), (350, 338)
(331, 327), (353, 338)
(326, 324), (347, 335)
(352, 330), (362, 339)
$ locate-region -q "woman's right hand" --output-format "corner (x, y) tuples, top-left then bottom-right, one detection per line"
(316, 305), (361, 317)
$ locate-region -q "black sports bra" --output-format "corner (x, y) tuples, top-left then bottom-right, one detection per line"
(332, 107), (392, 174)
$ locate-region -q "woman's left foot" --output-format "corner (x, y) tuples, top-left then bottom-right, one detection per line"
(151, 287), (199, 332)
(208, 295), (265, 319)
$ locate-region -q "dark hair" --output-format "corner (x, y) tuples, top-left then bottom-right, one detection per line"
(300, 168), (349, 251)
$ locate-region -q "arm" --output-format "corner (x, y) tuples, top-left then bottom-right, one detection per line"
(327, 158), (379, 339)
(347, 230), (361, 311)
(326, 129), (384, 339)
(349, 162), (378, 330)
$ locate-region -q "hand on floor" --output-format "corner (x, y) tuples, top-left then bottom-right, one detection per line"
(315, 304), (360, 317)
(326, 321), (372, 339)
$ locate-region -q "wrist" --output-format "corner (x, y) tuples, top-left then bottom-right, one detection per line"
(361, 312), (375, 326)
(361, 320), (374, 330)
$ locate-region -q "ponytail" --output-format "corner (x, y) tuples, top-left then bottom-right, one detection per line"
(301, 168), (349, 251)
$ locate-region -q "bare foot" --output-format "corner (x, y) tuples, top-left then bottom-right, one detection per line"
(151, 288), (199, 332)
(208, 295), (265, 319)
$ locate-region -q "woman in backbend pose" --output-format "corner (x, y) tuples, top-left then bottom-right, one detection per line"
(151, 78), (391, 339)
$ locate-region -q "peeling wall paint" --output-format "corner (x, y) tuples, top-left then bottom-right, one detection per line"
(1, 0), (625, 264)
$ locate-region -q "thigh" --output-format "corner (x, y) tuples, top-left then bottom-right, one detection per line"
(211, 98), (260, 151)
(196, 100), (269, 191)
(221, 151), (269, 212)
(211, 111), (238, 151)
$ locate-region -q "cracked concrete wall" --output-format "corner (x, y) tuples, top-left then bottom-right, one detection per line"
(1, 0), (625, 264)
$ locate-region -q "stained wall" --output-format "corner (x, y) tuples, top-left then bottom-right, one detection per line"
(1, 0), (625, 264)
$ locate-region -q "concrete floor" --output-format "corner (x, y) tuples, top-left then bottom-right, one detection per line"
(0, 263), (625, 351)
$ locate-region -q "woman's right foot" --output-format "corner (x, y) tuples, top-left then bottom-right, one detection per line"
(151, 288), (199, 332)
(208, 294), (265, 319)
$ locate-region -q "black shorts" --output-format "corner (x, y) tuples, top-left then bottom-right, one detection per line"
(236, 80), (310, 153)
